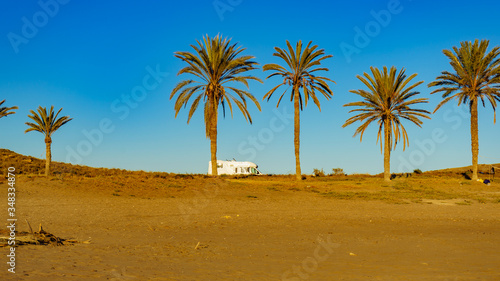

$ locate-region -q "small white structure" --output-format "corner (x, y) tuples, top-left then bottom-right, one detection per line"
(208, 160), (262, 175)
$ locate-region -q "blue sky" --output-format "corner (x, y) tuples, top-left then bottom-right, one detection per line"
(0, 0), (499, 175)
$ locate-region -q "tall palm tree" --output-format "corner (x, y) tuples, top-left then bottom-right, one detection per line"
(170, 35), (262, 176)
(0, 99), (18, 119)
(428, 39), (500, 181)
(343, 66), (431, 182)
(263, 40), (334, 180)
(25, 106), (72, 176)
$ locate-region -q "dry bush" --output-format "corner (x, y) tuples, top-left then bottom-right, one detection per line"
(313, 168), (325, 177)
(331, 168), (344, 176)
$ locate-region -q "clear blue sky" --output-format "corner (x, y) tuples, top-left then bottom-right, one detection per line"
(1, 0), (499, 175)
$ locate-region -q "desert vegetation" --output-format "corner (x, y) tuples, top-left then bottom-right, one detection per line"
(343, 66), (431, 182)
(170, 35), (262, 176)
(263, 40), (334, 180)
(1, 149), (498, 204)
(0, 99), (18, 119)
(24, 106), (72, 176)
(428, 39), (500, 181)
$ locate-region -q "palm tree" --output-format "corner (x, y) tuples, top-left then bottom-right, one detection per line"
(343, 66), (431, 182)
(25, 106), (72, 176)
(170, 35), (262, 176)
(0, 99), (18, 119)
(428, 39), (500, 181)
(263, 41), (334, 180)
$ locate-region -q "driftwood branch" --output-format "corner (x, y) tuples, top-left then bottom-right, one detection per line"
(0, 223), (90, 247)
(25, 219), (33, 234)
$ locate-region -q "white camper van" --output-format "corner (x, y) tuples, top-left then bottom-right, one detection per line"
(208, 160), (262, 175)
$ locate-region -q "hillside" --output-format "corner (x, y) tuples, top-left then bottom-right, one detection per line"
(427, 162), (499, 176)
(0, 149), (141, 177)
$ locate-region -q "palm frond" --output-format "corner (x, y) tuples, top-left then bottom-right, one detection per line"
(0, 100), (18, 118)
(263, 40), (334, 110)
(429, 39), (500, 119)
(170, 34), (262, 139)
(24, 105), (72, 139)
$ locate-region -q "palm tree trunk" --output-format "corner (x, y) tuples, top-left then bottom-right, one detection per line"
(210, 101), (218, 176)
(294, 87), (301, 180)
(384, 119), (391, 182)
(45, 137), (52, 177)
(470, 99), (479, 181)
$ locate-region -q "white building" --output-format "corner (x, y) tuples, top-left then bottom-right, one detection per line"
(208, 160), (262, 175)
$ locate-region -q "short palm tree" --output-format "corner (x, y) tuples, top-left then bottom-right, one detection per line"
(428, 39), (500, 181)
(263, 40), (334, 180)
(343, 66), (431, 182)
(170, 35), (262, 176)
(0, 99), (18, 119)
(25, 106), (72, 176)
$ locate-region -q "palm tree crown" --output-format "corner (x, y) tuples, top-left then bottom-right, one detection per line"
(25, 106), (72, 139)
(263, 40), (334, 110)
(170, 34), (262, 176)
(429, 39), (500, 117)
(428, 39), (500, 181)
(0, 99), (18, 119)
(343, 66), (431, 181)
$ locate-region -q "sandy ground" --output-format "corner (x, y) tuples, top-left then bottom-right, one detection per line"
(1, 176), (499, 281)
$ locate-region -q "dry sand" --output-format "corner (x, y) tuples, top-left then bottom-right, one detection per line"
(1, 176), (499, 280)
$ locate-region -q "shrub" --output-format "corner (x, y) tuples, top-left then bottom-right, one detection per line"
(462, 170), (472, 180)
(413, 169), (422, 174)
(313, 168), (325, 177)
(331, 168), (344, 176)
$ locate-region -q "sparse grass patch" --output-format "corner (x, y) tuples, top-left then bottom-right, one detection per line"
(322, 191), (374, 200)
(174, 174), (195, 179)
(392, 181), (409, 190)
(407, 187), (456, 200)
(246, 195), (258, 199)
(476, 198), (487, 204)
(112, 193), (120, 196)
(321, 182), (459, 203)
(456, 200), (472, 205)
(150, 172), (169, 179)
